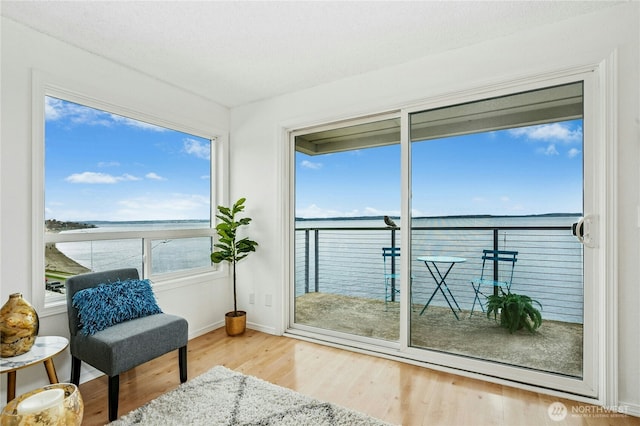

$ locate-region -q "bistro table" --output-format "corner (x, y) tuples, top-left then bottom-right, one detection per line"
(417, 256), (466, 320)
(0, 335), (68, 402)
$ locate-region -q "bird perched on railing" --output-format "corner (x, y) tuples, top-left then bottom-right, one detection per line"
(384, 216), (398, 228)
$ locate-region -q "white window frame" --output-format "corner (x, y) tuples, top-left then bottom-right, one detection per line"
(32, 71), (228, 316)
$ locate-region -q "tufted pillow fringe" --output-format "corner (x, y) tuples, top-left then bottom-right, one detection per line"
(72, 279), (162, 335)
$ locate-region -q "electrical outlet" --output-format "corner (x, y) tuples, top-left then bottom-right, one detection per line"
(265, 294), (272, 307)
(249, 293), (255, 304)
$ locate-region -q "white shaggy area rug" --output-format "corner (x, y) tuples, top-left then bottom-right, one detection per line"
(109, 365), (392, 425)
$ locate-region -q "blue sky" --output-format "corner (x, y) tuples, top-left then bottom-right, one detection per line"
(45, 97), (212, 222)
(296, 119), (583, 218)
(45, 97), (582, 222)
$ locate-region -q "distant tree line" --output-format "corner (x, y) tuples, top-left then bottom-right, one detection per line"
(45, 219), (96, 231)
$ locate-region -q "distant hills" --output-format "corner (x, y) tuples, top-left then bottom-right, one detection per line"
(295, 213), (582, 221)
(45, 219), (97, 232)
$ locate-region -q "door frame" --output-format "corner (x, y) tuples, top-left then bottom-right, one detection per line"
(284, 59), (618, 407)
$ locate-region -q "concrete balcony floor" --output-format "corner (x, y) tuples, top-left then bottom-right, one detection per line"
(294, 292), (583, 377)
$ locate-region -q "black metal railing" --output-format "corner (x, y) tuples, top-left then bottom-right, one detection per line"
(295, 224), (583, 324)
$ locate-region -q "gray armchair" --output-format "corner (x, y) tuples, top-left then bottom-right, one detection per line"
(65, 268), (188, 421)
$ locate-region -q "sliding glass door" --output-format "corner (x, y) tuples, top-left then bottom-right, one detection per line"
(408, 82), (585, 378)
(290, 75), (599, 397)
(292, 116), (403, 344)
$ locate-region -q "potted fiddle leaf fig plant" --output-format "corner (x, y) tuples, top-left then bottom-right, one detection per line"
(210, 197), (258, 336)
(486, 289), (542, 334)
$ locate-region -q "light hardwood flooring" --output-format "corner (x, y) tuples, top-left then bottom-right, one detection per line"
(78, 328), (638, 426)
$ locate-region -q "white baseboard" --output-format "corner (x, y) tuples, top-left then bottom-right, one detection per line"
(619, 400), (640, 418)
(188, 321), (224, 339)
(247, 321), (277, 335)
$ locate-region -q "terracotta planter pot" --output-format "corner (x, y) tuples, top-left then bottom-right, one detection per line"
(225, 311), (246, 336)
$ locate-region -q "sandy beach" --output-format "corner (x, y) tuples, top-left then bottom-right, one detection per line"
(45, 220), (93, 276)
(45, 243), (90, 275)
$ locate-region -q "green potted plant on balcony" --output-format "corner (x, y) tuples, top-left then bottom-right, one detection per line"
(210, 197), (258, 336)
(486, 289), (542, 334)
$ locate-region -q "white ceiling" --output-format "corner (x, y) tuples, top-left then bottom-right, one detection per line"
(1, 1), (621, 108)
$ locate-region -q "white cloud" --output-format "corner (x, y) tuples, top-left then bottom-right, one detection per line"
(114, 194), (210, 220)
(45, 97), (64, 120)
(109, 114), (165, 131)
(65, 172), (118, 184)
(145, 172), (166, 181)
(300, 160), (322, 170)
(296, 203), (398, 218)
(46, 97), (112, 126)
(539, 144), (559, 156)
(49, 194), (210, 221)
(121, 174), (140, 181)
(65, 172), (140, 184)
(98, 161), (121, 168)
(45, 96), (165, 131)
(297, 204), (352, 218)
(509, 123), (582, 143)
(183, 138), (210, 160)
(362, 206), (402, 217)
(567, 148), (581, 158)
(362, 207), (384, 216)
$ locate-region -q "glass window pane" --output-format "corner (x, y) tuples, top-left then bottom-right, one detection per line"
(151, 237), (214, 275)
(43, 96), (215, 302)
(45, 96), (212, 229)
(294, 117), (402, 342)
(55, 239), (144, 273)
(409, 82), (584, 378)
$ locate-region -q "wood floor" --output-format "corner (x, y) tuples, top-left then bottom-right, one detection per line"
(78, 328), (638, 426)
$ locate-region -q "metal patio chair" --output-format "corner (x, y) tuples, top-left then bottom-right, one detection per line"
(469, 249), (518, 317)
(382, 247), (413, 309)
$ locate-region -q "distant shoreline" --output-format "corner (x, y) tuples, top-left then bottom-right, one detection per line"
(83, 219), (208, 225)
(47, 213), (583, 225)
(295, 213), (582, 221)
(45, 219), (96, 232)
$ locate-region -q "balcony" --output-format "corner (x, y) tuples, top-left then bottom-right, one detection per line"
(294, 219), (584, 377)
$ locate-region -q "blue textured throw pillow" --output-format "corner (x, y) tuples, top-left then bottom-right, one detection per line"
(72, 279), (163, 335)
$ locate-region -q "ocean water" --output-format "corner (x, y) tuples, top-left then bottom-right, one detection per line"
(294, 214), (583, 323)
(57, 214), (583, 323)
(57, 220), (212, 275)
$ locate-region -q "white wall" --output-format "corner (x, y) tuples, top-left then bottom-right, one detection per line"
(0, 18), (231, 400)
(1, 1), (638, 414)
(229, 3), (639, 413)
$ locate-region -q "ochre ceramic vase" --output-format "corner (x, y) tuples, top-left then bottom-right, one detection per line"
(0, 293), (39, 357)
(225, 311), (247, 336)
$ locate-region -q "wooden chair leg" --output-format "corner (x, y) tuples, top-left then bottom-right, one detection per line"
(179, 345), (188, 383)
(70, 356), (81, 385)
(108, 375), (119, 421)
(6, 371), (16, 402)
